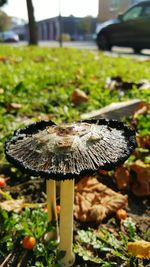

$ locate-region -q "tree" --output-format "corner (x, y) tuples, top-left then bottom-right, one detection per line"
(26, 0), (38, 45)
(0, 0), (7, 7)
(0, 1), (10, 32)
(0, 0), (38, 45)
(0, 10), (10, 31)
(80, 16), (93, 34)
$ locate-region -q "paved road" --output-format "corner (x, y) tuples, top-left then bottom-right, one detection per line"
(107, 46), (150, 60)
(36, 41), (150, 59)
(19, 40), (98, 49)
(41, 40), (150, 54)
(9, 40), (150, 59)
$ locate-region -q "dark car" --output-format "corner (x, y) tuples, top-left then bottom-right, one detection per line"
(96, 0), (150, 53)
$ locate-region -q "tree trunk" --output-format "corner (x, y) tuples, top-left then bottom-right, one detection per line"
(26, 0), (38, 45)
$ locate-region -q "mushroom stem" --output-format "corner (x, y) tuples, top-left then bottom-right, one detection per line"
(46, 179), (59, 240)
(59, 179), (75, 267)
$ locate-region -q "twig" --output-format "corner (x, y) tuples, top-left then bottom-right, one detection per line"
(16, 251), (27, 267)
(23, 202), (46, 208)
(0, 253), (12, 267)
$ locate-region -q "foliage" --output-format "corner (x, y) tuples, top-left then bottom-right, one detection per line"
(136, 113), (150, 136)
(0, 0), (7, 7)
(79, 16), (93, 33)
(1, 207), (144, 266)
(0, 207), (61, 266)
(123, 217), (137, 241)
(0, 10), (11, 31)
(74, 219), (143, 267)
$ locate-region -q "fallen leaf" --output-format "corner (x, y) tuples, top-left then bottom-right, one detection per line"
(7, 103), (22, 110)
(74, 176), (128, 222)
(128, 240), (150, 258)
(37, 114), (52, 121)
(34, 56), (46, 63)
(114, 165), (130, 190)
(0, 56), (9, 63)
(130, 160), (150, 197)
(136, 135), (150, 149)
(105, 76), (150, 92)
(105, 76), (141, 91)
(81, 99), (146, 120)
(70, 88), (88, 105)
(133, 102), (149, 118)
(0, 198), (25, 213)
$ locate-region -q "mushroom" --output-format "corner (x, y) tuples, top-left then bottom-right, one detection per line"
(5, 119), (136, 267)
(5, 121), (59, 240)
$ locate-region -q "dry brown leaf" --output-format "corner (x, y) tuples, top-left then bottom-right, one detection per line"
(130, 160), (150, 197)
(0, 56), (9, 63)
(114, 165), (130, 190)
(89, 204), (106, 221)
(136, 135), (150, 149)
(105, 76), (150, 92)
(70, 88), (88, 105)
(74, 176), (128, 222)
(133, 102), (149, 118)
(7, 103), (22, 110)
(105, 76), (142, 91)
(37, 114), (52, 121)
(34, 56), (46, 63)
(128, 240), (150, 258)
(0, 198), (25, 213)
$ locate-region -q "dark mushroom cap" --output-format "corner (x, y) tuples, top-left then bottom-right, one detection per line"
(5, 119), (136, 180)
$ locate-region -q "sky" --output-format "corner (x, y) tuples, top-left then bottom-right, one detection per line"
(2, 0), (99, 22)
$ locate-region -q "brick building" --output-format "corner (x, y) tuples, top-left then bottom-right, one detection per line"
(98, 0), (145, 22)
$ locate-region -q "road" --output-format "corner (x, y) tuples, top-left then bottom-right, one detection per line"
(40, 40), (150, 60)
(36, 41), (150, 59)
(19, 40), (97, 50)
(9, 40), (150, 59)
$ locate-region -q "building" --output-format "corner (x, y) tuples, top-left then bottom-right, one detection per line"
(98, 0), (145, 22)
(12, 16), (97, 42)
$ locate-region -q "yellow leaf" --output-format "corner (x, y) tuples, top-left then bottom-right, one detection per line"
(128, 240), (150, 259)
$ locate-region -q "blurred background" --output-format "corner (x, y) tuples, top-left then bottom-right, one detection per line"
(0, 0), (145, 45)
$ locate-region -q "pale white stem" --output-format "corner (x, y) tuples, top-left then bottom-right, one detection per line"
(46, 179), (59, 240)
(59, 179), (75, 267)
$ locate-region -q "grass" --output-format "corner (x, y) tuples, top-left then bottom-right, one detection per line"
(0, 45), (149, 161)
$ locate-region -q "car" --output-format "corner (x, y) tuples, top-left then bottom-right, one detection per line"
(96, 0), (150, 53)
(0, 31), (19, 43)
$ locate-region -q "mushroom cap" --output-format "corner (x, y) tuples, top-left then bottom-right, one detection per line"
(5, 119), (136, 180)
